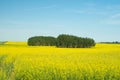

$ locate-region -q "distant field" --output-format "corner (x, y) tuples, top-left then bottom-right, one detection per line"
(0, 42), (120, 80)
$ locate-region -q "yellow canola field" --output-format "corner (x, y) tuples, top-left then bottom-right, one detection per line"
(0, 42), (120, 80)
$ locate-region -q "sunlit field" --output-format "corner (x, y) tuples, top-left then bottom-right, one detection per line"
(0, 42), (120, 80)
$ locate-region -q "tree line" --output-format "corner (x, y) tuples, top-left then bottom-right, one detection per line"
(28, 34), (96, 48)
(28, 36), (56, 46)
(0, 41), (7, 45)
(99, 41), (120, 44)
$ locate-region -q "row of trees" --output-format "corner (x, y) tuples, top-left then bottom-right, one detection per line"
(56, 34), (95, 48)
(28, 34), (96, 48)
(100, 41), (120, 44)
(0, 41), (7, 45)
(28, 36), (56, 46)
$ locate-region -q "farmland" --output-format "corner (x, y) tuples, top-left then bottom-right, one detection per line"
(0, 42), (120, 80)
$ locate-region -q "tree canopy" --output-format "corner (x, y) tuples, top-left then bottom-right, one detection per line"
(56, 34), (95, 48)
(28, 34), (96, 48)
(28, 36), (56, 46)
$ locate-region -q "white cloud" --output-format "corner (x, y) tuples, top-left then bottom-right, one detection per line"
(66, 3), (120, 16)
(68, 8), (107, 15)
(102, 19), (120, 25)
(102, 12), (120, 25)
(4, 20), (42, 25)
(42, 5), (57, 9)
(106, 5), (120, 10)
(83, 3), (96, 7)
(109, 20), (120, 25)
(24, 5), (57, 11)
(65, 2), (108, 15)
(111, 13), (120, 18)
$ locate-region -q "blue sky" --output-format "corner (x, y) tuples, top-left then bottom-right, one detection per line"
(0, 0), (120, 42)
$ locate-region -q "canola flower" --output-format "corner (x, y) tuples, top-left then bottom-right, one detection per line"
(0, 42), (120, 80)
